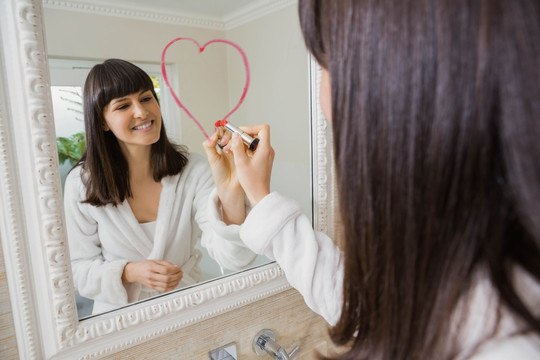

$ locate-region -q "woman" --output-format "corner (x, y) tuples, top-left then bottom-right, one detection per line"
(64, 59), (255, 315)
(205, 0), (540, 358)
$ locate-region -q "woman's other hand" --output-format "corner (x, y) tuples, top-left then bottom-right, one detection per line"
(122, 260), (183, 293)
(203, 128), (246, 224)
(228, 124), (274, 206)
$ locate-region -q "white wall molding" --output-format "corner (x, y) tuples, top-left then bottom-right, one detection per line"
(225, 0), (297, 30)
(42, 0), (225, 30)
(42, 0), (298, 31)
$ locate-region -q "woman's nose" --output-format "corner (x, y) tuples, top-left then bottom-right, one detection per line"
(133, 101), (148, 118)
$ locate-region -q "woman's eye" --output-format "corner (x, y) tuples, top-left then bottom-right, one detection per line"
(115, 104), (128, 110)
(141, 96), (152, 102)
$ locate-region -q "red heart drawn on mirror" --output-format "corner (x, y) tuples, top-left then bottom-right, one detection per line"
(161, 37), (250, 141)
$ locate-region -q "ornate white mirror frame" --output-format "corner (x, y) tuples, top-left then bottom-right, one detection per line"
(0, 0), (336, 358)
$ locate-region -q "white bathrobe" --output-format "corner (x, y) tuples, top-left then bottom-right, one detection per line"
(64, 153), (255, 314)
(239, 192), (540, 359)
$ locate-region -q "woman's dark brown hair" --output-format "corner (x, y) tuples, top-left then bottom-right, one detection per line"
(76, 59), (188, 206)
(299, 0), (540, 359)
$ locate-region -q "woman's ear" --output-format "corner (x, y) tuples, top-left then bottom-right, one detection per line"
(103, 122), (110, 131)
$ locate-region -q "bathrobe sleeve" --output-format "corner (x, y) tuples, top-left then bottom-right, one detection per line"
(239, 192), (344, 326)
(190, 154), (257, 270)
(63, 168), (129, 306)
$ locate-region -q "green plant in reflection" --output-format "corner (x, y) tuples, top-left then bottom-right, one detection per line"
(55, 88), (85, 167)
(151, 76), (160, 102)
(57, 132), (85, 166)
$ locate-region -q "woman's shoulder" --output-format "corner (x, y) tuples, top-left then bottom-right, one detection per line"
(63, 165), (88, 199)
(178, 152), (209, 175)
(64, 165), (84, 187)
(458, 267), (540, 359)
(469, 333), (540, 360)
(186, 152), (207, 168)
(164, 152), (210, 183)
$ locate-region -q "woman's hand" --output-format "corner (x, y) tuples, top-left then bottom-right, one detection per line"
(203, 128), (246, 224)
(122, 260), (183, 293)
(227, 124), (274, 206)
(203, 128), (242, 192)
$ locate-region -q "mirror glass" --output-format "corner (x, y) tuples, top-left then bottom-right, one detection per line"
(43, 0), (311, 319)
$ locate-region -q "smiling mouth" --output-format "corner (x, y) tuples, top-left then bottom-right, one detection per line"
(132, 120), (153, 130)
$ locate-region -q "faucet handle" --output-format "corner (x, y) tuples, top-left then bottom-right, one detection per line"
(252, 329), (300, 360)
(281, 345), (300, 360)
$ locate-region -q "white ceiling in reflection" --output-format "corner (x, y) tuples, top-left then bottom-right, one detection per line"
(111, 0), (260, 17)
(44, 0), (290, 18)
(42, 0), (297, 29)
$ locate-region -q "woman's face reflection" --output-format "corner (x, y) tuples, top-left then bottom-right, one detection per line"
(102, 89), (162, 151)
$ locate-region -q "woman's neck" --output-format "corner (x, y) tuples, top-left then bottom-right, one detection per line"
(120, 144), (153, 181)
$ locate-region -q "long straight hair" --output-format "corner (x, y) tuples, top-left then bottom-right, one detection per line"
(299, 0), (540, 359)
(77, 59), (188, 206)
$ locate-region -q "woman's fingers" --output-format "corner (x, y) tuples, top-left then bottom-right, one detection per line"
(125, 260), (184, 292)
(227, 124), (274, 205)
(150, 272), (178, 283)
(149, 270), (183, 291)
(238, 124), (269, 139)
(228, 132), (249, 165)
(202, 132), (220, 161)
(218, 128), (232, 147)
(203, 123), (274, 206)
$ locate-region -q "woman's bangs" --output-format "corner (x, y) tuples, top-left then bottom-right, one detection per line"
(96, 62), (153, 108)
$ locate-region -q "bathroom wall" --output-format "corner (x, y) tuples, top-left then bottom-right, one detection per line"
(43, 4), (311, 216)
(42, 7), (228, 153)
(227, 6), (312, 216)
(103, 289), (337, 359)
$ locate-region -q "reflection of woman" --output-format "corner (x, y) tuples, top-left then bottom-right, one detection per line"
(205, 0), (540, 359)
(64, 59), (255, 315)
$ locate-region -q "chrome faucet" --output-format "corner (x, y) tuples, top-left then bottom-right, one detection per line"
(252, 329), (300, 360)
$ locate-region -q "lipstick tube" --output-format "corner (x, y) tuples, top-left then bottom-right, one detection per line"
(223, 122), (259, 151)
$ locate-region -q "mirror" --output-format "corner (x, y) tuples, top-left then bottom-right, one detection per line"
(43, 0), (313, 318)
(0, 0), (335, 358)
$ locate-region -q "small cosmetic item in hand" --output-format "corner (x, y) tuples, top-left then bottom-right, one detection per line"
(215, 120), (259, 151)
